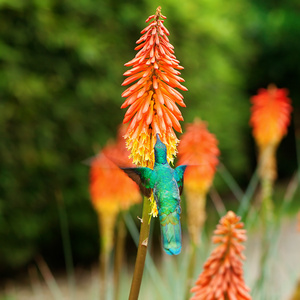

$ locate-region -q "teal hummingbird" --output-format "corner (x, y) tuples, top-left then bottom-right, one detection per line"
(121, 134), (187, 255)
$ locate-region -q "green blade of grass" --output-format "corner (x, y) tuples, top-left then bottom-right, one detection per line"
(279, 171), (299, 217)
(56, 191), (76, 300)
(209, 188), (227, 217)
(35, 257), (64, 300)
(237, 168), (259, 218)
(217, 163), (244, 202)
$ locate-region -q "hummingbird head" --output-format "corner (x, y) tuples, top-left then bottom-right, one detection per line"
(154, 134), (167, 164)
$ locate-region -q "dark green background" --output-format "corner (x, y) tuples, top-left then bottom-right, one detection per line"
(0, 0), (299, 274)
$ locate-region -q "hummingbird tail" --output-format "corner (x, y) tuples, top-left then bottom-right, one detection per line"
(159, 210), (182, 255)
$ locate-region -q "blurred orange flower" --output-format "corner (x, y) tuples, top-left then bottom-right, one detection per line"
(89, 125), (142, 265)
(177, 119), (220, 245)
(90, 125), (141, 214)
(178, 119), (220, 194)
(250, 84), (292, 183)
(190, 211), (251, 300)
(121, 6), (187, 168)
(250, 84), (292, 148)
(89, 126), (142, 295)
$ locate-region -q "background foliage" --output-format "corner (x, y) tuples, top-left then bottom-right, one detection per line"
(0, 0), (299, 274)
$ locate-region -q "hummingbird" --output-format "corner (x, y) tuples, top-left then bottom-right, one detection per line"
(121, 134), (187, 255)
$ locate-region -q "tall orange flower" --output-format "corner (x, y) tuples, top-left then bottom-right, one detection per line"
(250, 84), (292, 181)
(89, 125), (141, 299)
(89, 125), (141, 268)
(121, 6), (187, 168)
(250, 84), (292, 221)
(177, 119), (220, 245)
(190, 211), (251, 300)
(178, 119), (220, 193)
(250, 84), (292, 149)
(90, 125), (141, 214)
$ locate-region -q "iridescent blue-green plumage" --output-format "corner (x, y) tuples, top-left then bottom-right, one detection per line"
(121, 134), (187, 255)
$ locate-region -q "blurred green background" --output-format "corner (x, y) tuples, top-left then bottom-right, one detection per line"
(0, 0), (299, 276)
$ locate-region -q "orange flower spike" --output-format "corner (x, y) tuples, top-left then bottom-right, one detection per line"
(90, 125), (141, 213)
(89, 126), (142, 299)
(190, 211), (252, 300)
(178, 119), (220, 194)
(250, 84), (292, 148)
(177, 119), (220, 245)
(121, 6), (187, 168)
(250, 84), (292, 185)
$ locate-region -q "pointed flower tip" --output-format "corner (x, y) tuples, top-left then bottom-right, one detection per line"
(145, 14), (155, 23)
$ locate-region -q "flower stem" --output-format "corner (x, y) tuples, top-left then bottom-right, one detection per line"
(261, 177), (274, 225)
(254, 176), (274, 295)
(184, 191), (206, 300)
(114, 214), (126, 300)
(290, 279), (300, 300)
(128, 196), (151, 300)
(186, 191), (206, 246)
(98, 211), (117, 300)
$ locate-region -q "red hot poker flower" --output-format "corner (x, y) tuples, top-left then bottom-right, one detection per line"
(90, 125), (141, 213)
(250, 84), (292, 182)
(89, 126), (141, 297)
(177, 119), (220, 245)
(178, 119), (220, 194)
(121, 6), (187, 168)
(250, 84), (292, 148)
(190, 211), (252, 300)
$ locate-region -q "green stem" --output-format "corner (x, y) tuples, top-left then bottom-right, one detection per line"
(99, 222), (109, 300)
(254, 177), (274, 296)
(98, 211), (117, 300)
(114, 214), (126, 300)
(128, 196), (151, 300)
(261, 177), (274, 226)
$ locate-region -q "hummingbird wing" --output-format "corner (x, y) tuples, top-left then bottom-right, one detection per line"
(121, 167), (155, 198)
(174, 165), (187, 195)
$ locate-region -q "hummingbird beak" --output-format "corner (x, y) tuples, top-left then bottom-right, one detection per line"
(155, 133), (166, 149)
